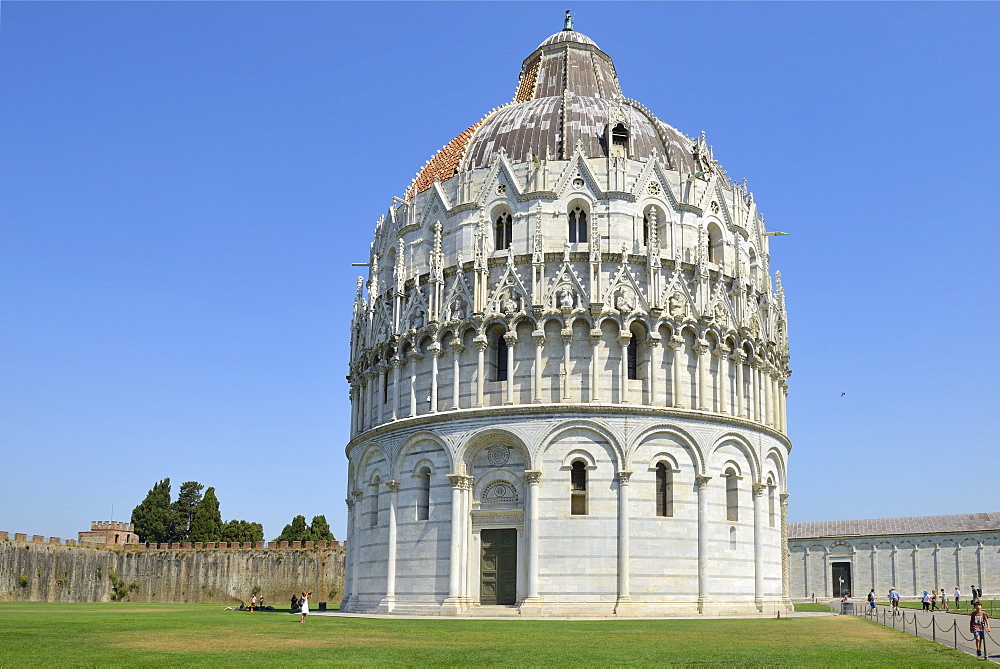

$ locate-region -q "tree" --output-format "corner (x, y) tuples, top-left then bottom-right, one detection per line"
(188, 487), (223, 543)
(309, 515), (335, 542)
(275, 515), (309, 543)
(130, 478), (177, 543)
(221, 520), (264, 544)
(171, 481), (204, 542)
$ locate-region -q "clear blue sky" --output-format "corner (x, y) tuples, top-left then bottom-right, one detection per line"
(2, 2), (998, 542)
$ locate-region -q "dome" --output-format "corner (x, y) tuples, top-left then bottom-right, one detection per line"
(407, 27), (696, 198)
(536, 29), (598, 49)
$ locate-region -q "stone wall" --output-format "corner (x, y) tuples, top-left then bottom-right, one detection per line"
(0, 537), (345, 605)
(788, 532), (998, 600)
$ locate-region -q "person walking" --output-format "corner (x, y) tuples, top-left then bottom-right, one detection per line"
(971, 602), (991, 658)
(930, 590), (938, 612)
(867, 589), (877, 616)
(921, 591), (931, 611)
(890, 587), (901, 616)
(940, 589), (949, 612)
(955, 586), (962, 610)
(972, 585), (981, 607)
(299, 591), (310, 623)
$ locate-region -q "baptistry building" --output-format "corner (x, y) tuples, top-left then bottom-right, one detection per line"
(341, 18), (792, 616)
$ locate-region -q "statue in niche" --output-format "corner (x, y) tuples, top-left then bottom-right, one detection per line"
(502, 291), (520, 317)
(448, 297), (466, 321)
(558, 287), (574, 310)
(714, 301), (728, 326)
(411, 309), (424, 331)
(668, 291), (686, 319)
(615, 288), (635, 313)
(749, 313), (760, 339)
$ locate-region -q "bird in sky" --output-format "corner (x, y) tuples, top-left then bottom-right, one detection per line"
(840, 392), (846, 397)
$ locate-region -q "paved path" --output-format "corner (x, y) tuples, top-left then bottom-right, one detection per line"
(846, 603), (998, 663)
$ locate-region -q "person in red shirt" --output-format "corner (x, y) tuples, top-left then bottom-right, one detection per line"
(971, 602), (991, 657)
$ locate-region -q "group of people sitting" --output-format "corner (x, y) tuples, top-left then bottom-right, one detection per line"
(225, 594), (275, 611)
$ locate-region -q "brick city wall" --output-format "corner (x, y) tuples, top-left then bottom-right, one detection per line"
(0, 533), (345, 605)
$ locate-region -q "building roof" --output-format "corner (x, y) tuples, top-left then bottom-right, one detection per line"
(788, 512), (1000, 540)
(406, 26), (696, 198)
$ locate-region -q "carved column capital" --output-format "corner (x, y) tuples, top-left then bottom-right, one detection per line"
(503, 332), (518, 347)
(779, 492), (790, 506)
(448, 339), (465, 354)
(532, 330), (546, 345)
(696, 475), (712, 487)
(616, 470), (633, 485)
(589, 329), (603, 346)
(752, 482), (766, 496)
(345, 498), (355, 510)
(351, 489), (364, 499)
(447, 474), (474, 490)
(523, 470), (542, 485)
(560, 329), (573, 345)
(694, 339), (709, 355)
(385, 480), (400, 493)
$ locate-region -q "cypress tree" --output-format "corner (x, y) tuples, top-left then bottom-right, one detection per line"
(171, 481), (204, 542)
(130, 478), (173, 543)
(308, 515), (335, 542)
(275, 514), (309, 543)
(188, 486), (223, 542)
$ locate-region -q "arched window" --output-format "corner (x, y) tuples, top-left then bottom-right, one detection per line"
(417, 467), (431, 521)
(655, 463), (673, 517)
(611, 123), (629, 162)
(725, 469), (739, 522)
(707, 223), (723, 264)
(495, 212), (512, 251)
(729, 525), (737, 550)
(568, 206), (588, 243)
(570, 460), (587, 515)
(494, 335), (508, 382)
(627, 336), (638, 380)
(370, 476), (380, 527)
(767, 477), (776, 528)
(642, 214), (649, 246)
(383, 368), (389, 404)
(749, 247), (759, 285)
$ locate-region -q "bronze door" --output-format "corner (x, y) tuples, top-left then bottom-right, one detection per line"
(480, 529), (517, 605)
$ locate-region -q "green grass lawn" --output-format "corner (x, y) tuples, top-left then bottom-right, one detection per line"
(0, 602), (981, 667)
(792, 602), (832, 612)
(877, 599), (1000, 615)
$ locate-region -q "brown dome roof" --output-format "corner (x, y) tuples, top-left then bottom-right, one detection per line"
(407, 29), (696, 198)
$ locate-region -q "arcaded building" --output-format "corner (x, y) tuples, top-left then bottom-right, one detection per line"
(341, 20), (792, 616)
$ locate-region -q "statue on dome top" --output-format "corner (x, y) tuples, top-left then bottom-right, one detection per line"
(563, 10), (574, 31)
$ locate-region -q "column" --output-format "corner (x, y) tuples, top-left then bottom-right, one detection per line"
(342, 497), (355, 607)
(475, 337), (487, 408)
(618, 334), (631, 403)
(524, 470), (542, 602)
(391, 359), (401, 421)
(648, 338), (660, 406)
(430, 344), (442, 412)
(695, 339), (709, 410)
(748, 360), (758, 422)
(377, 365), (386, 425)
(381, 480), (400, 610)
(753, 482), (765, 610)
(504, 333), (517, 405)
(590, 329), (602, 403)
(780, 492), (791, 607)
(445, 474), (471, 605)
(349, 385), (359, 436)
(409, 352), (422, 417)
(696, 475), (712, 612)
(532, 329), (544, 403)
(350, 490), (363, 604)
(616, 471), (632, 605)
(671, 335), (684, 408)
(450, 339), (464, 410)
(561, 329), (573, 402)
(733, 352), (745, 418)
(715, 346), (730, 413)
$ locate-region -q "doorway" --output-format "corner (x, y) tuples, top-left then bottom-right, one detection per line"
(832, 561), (852, 597)
(480, 528), (517, 605)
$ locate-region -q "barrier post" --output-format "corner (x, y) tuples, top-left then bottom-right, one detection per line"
(953, 619), (957, 649)
(932, 615), (935, 642)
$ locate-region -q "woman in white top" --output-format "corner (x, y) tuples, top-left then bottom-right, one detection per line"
(299, 592), (310, 623)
